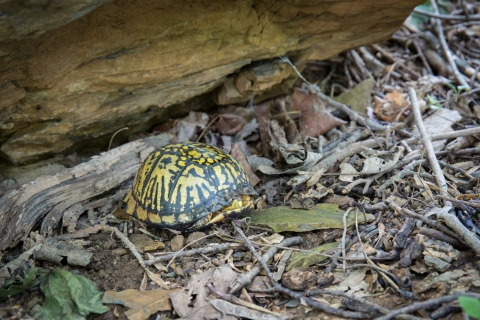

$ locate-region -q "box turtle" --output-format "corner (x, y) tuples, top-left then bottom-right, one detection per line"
(123, 142), (257, 231)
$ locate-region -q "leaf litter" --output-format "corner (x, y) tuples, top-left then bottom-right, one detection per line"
(3, 2), (480, 319)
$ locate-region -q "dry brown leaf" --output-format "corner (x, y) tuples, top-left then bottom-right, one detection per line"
(103, 289), (176, 320)
(210, 299), (283, 320)
(146, 253), (168, 272)
(145, 269), (171, 289)
(292, 88), (347, 137)
(306, 168), (326, 188)
(172, 111), (209, 142)
(281, 268), (317, 290)
(323, 194), (355, 209)
(216, 113), (247, 135)
(373, 90), (409, 122)
(140, 272), (148, 291)
(339, 163), (358, 182)
(231, 143), (260, 186)
(169, 264), (237, 320)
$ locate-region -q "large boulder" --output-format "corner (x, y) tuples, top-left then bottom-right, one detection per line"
(0, 0), (421, 164)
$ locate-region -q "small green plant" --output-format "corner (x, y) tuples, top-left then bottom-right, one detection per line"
(445, 83), (471, 102)
(458, 296), (480, 319)
(426, 94), (442, 110)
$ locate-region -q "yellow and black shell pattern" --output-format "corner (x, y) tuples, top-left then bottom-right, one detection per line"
(123, 142), (257, 231)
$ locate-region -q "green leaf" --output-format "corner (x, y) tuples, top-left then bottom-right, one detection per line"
(0, 267), (47, 301)
(35, 269), (109, 320)
(445, 82), (456, 91)
(247, 204), (374, 233)
(426, 95), (442, 110)
(458, 296), (480, 319)
(287, 242), (339, 271)
(457, 85), (471, 93)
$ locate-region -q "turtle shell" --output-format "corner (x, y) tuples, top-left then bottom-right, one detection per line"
(123, 142), (256, 230)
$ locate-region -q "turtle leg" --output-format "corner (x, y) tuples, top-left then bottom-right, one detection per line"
(188, 195), (255, 231)
(187, 213), (213, 231)
(187, 211), (227, 231)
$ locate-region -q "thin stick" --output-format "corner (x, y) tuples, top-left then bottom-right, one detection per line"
(409, 87), (449, 198)
(108, 127), (129, 151)
(413, 8), (480, 21)
(342, 207), (353, 271)
(102, 226), (145, 269)
(166, 231), (219, 269)
(430, 0), (470, 88)
(413, 40), (433, 74)
(144, 242), (244, 265)
(418, 227), (465, 249)
(196, 114), (220, 142)
(405, 126), (480, 144)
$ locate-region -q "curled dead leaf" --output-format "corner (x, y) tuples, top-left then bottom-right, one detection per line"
(292, 88), (347, 137)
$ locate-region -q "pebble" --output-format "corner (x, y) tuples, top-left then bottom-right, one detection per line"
(111, 248), (127, 256)
(171, 235), (185, 252)
(98, 269), (109, 278)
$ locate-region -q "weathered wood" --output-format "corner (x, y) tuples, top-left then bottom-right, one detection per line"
(0, 133), (172, 251)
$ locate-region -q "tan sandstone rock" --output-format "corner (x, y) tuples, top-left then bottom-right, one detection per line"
(0, 0), (421, 164)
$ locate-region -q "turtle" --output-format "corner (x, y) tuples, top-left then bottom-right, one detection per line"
(123, 141), (257, 231)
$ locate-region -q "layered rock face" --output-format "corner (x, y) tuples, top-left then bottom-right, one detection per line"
(0, 0), (421, 164)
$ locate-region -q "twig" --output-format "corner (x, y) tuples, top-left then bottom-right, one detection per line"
(108, 127), (129, 151)
(144, 242), (244, 265)
(196, 114), (220, 142)
(438, 160), (474, 179)
(166, 232), (219, 269)
(435, 194), (480, 209)
(418, 227), (465, 249)
(413, 8), (480, 21)
(406, 126), (480, 144)
(229, 236), (303, 294)
(102, 226), (145, 269)
(371, 45), (421, 78)
(232, 222), (369, 319)
(430, 0), (470, 88)
(435, 146), (480, 157)
(342, 207), (353, 271)
(412, 40), (433, 74)
(409, 87), (449, 198)
(350, 49), (372, 80)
